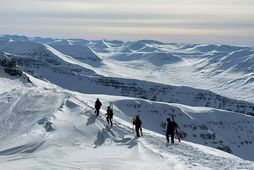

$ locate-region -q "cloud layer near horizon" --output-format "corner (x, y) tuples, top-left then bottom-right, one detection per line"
(1, 0), (254, 45)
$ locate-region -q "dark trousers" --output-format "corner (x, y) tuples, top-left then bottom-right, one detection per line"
(135, 127), (141, 137)
(95, 108), (100, 115)
(106, 116), (113, 126)
(166, 132), (175, 143)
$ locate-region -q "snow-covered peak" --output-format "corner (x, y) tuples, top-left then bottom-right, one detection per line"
(1, 35), (29, 42)
(49, 44), (102, 65)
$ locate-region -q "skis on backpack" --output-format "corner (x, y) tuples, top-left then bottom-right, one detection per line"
(171, 114), (181, 143)
(109, 101), (113, 110)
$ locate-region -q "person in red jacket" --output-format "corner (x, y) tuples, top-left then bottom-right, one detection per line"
(133, 115), (142, 137)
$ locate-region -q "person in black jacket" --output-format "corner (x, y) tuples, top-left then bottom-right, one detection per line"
(106, 106), (113, 126)
(166, 118), (178, 143)
(95, 98), (102, 116)
(133, 115), (142, 137)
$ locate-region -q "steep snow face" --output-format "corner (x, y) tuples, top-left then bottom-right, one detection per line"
(1, 41), (97, 79)
(2, 41), (57, 58)
(0, 78), (254, 169)
(195, 48), (254, 73)
(113, 98), (254, 160)
(50, 44), (102, 67)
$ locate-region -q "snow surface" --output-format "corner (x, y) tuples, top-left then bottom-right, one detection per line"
(0, 75), (254, 169)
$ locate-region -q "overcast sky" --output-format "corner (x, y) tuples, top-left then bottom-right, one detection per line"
(1, 0), (254, 45)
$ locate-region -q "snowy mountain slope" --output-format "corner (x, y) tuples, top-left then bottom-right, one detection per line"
(91, 77), (254, 115)
(10, 55), (254, 116)
(1, 41), (97, 77)
(0, 76), (254, 169)
(84, 40), (254, 103)
(87, 40), (112, 53)
(194, 48), (254, 74)
(1, 39), (253, 116)
(112, 98), (254, 160)
(0, 35), (29, 42)
(2, 35), (253, 104)
(49, 44), (102, 67)
(110, 51), (183, 66)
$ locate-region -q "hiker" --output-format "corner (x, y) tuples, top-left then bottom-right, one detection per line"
(94, 98), (102, 115)
(133, 115), (142, 137)
(166, 118), (178, 144)
(106, 106), (113, 126)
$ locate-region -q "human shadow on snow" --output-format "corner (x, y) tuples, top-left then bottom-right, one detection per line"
(86, 114), (97, 126)
(94, 126), (137, 149)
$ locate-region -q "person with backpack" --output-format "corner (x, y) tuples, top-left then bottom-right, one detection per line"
(166, 118), (178, 144)
(133, 115), (142, 137)
(94, 98), (102, 116)
(105, 106), (113, 126)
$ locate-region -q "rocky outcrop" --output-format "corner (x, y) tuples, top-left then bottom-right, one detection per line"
(0, 58), (22, 76)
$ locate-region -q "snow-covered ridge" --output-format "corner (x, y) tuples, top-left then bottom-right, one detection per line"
(0, 82), (254, 169)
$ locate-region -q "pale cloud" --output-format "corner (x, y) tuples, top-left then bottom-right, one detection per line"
(0, 0), (253, 45)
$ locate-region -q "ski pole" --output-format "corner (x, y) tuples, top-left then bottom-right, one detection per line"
(133, 118), (135, 134)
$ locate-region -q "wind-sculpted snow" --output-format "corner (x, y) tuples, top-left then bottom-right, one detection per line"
(0, 88), (65, 139)
(0, 78), (254, 169)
